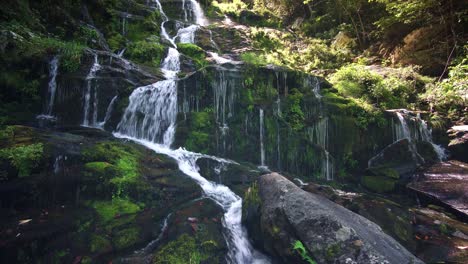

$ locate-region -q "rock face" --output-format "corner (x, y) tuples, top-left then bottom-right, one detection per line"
(252, 173), (423, 264)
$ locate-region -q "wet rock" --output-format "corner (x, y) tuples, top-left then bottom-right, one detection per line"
(368, 138), (421, 176)
(153, 198), (228, 264)
(408, 161), (468, 221)
(50, 50), (161, 128)
(196, 158), (261, 196)
(252, 173), (423, 264)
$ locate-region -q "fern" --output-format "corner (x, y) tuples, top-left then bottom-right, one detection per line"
(292, 240), (317, 264)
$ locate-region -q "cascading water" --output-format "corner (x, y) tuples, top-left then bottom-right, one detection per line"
(82, 54), (101, 127)
(417, 115), (447, 160)
(41, 56), (59, 118)
(307, 117), (334, 180)
(393, 111), (447, 161)
(115, 1), (269, 263)
(303, 76), (334, 180)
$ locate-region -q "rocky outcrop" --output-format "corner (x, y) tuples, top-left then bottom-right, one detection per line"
(249, 173), (423, 264)
(409, 161), (468, 221)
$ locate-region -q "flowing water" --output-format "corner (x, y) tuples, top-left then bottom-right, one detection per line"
(38, 56), (59, 119)
(98, 95), (118, 129)
(115, 1), (270, 262)
(394, 111), (447, 161)
(82, 54), (101, 127)
(259, 108), (267, 169)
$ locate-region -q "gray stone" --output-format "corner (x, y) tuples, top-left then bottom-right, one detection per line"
(256, 173), (424, 264)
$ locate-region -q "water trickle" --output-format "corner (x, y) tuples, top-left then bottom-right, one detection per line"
(98, 95), (118, 129)
(188, 0), (208, 26)
(82, 54), (101, 127)
(307, 117), (334, 180)
(182, 0), (188, 21)
(53, 155), (64, 174)
(259, 108), (267, 169)
(209, 30), (220, 51)
(117, 48), (126, 57)
(43, 56), (59, 117)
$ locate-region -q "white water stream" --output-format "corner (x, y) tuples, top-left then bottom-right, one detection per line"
(116, 1), (270, 262)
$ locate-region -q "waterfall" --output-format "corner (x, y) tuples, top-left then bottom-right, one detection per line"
(259, 108), (266, 168)
(40, 56), (59, 118)
(416, 115), (447, 160)
(307, 117), (334, 180)
(393, 111), (447, 161)
(188, 0), (208, 26)
(213, 70), (228, 125)
(82, 54), (101, 127)
(182, 0), (188, 21)
(275, 99), (281, 170)
(115, 2), (269, 262)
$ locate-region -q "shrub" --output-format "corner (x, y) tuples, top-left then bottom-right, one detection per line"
(420, 56), (467, 120)
(0, 143), (43, 177)
(240, 52), (268, 66)
(330, 64), (424, 109)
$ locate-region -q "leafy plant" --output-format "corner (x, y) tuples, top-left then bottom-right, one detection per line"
(0, 143), (43, 177)
(292, 240), (316, 264)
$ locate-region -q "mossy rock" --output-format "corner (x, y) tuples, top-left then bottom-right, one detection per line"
(153, 234), (201, 264)
(361, 175), (397, 193)
(113, 227), (141, 250)
(367, 166), (400, 179)
(416, 141), (439, 164)
(177, 43), (207, 69)
(90, 234), (112, 253)
(91, 198), (141, 223)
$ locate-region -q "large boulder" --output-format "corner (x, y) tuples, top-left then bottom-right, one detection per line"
(249, 173), (423, 264)
(447, 125), (468, 163)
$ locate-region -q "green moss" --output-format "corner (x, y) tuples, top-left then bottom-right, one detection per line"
(85, 161), (113, 174)
(184, 111), (214, 154)
(361, 175), (396, 193)
(127, 40), (165, 67)
(153, 234), (204, 264)
(82, 142), (141, 197)
(368, 166), (400, 179)
(91, 198), (141, 223)
(177, 43), (207, 69)
(285, 89), (305, 131)
(113, 227), (140, 250)
(90, 234), (111, 253)
(325, 243), (341, 261)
